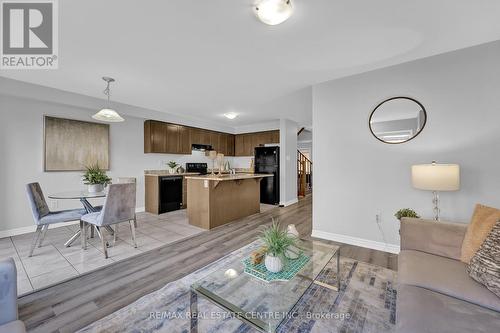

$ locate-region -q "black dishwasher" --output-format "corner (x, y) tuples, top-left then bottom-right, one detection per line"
(159, 176), (183, 213)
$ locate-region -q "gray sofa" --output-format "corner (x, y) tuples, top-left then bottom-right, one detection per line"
(0, 258), (26, 333)
(397, 218), (500, 332)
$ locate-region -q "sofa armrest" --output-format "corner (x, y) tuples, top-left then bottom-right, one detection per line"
(0, 258), (18, 326)
(400, 218), (467, 260)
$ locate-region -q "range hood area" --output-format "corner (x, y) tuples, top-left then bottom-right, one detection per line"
(191, 144), (213, 151)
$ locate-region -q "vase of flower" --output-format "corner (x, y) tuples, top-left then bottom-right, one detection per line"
(264, 254), (283, 273)
(167, 161), (178, 174)
(82, 164), (111, 193)
(260, 219), (297, 273)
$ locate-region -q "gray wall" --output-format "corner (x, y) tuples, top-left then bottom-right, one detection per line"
(312, 40), (500, 249)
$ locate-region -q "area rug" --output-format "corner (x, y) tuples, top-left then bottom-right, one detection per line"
(79, 241), (397, 333)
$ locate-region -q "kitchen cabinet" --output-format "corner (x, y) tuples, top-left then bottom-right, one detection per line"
(218, 133), (227, 156)
(209, 132), (220, 152)
(234, 130), (280, 156)
(226, 134), (235, 156)
(178, 125), (191, 154)
(166, 124), (179, 153)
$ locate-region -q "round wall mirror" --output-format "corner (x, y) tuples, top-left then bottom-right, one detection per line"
(369, 97), (427, 144)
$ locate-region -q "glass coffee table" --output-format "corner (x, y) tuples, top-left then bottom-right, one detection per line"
(190, 240), (340, 332)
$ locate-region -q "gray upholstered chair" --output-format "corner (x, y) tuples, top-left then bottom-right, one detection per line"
(26, 183), (87, 257)
(80, 183), (137, 259)
(0, 258), (27, 333)
(116, 177), (137, 227)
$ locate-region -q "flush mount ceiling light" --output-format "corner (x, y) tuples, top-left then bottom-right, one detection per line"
(92, 77), (125, 122)
(224, 112), (238, 120)
(254, 0), (293, 26)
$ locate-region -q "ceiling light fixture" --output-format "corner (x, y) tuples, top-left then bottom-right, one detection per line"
(224, 112), (238, 120)
(254, 0), (293, 26)
(92, 77), (125, 122)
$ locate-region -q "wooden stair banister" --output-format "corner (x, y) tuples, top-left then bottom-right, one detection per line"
(297, 150), (312, 197)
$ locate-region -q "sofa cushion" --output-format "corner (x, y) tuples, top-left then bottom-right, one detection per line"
(467, 219), (500, 298)
(397, 285), (500, 333)
(461, 203), (500, 263)
(399, 250), (500, 312)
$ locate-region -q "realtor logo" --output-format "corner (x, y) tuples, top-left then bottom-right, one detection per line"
(1, 0), (58, 69)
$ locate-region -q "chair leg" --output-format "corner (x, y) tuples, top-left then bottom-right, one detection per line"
(28, 226), (43, 257)
(113, 224), (118, 246)
(130, 220), (137, 248)
(100, 227), (109, 259)
(38, 225), (49, 248)
(80, 220), (87, 250)
(134, 214), (138, 228)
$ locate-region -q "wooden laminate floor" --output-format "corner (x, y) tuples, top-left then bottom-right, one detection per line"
(18, 196), (397, 333)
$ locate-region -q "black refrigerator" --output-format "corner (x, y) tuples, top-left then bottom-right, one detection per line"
(254, 146), (280, 205)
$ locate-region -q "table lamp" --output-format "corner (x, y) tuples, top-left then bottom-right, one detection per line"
(411, 161), (460, 221)
(208, 150), (217, 175)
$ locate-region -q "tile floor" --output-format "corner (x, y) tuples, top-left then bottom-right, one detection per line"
(0, 209), (206, 295)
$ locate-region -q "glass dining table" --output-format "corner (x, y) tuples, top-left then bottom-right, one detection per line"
(48, 190), (114, 247)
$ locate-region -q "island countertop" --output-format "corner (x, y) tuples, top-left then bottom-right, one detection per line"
(185, 173), (273, 181)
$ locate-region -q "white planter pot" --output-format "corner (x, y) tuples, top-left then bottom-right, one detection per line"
(169, 168), (176, 174)
(88, 184), (104, 193)
(265, 254), (283, 273)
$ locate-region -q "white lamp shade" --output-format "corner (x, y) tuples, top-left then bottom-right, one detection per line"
(92, 108), (124, 122)
(255, 0), (293, 25)
(411, 163), (460, 191)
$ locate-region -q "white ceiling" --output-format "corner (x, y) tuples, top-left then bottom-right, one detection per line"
(2, 0), (500, 127)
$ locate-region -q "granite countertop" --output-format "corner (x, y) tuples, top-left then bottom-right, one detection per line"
(144, 171), (200, 177)
(185, 173), (273, 181)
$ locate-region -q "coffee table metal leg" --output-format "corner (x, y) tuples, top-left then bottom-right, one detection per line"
(190, 290), (198, 333)
(337, 249), (341, 291)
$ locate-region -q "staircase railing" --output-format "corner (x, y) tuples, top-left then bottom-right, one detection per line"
(297, 150), (312, 197)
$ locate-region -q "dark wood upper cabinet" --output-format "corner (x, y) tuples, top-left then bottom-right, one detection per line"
(145, 119), (276, 156)
(165, 124), (179, 153)
(178, 125), (191, 154)
(234, 130), (280, 156)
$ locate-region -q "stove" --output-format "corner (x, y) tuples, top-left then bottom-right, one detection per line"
(186, 163), (208, 175)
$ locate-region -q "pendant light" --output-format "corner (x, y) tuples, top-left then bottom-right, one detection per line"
(255, 0), (293, 26)
(92, 77), (125, 122)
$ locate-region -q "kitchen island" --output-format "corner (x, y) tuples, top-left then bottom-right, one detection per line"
(186, 174), (273, 229)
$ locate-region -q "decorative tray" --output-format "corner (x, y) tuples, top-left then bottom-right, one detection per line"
(242, 252), (310, 282)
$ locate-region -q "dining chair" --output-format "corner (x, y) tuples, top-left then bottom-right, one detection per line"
(25, 183), (86, 257)
(80, 183), (137, 259)
(116, 177), (138, 228)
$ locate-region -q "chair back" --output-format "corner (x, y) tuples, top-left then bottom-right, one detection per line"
(26, 183), (50, 223)
(116, 177), (136, 184)
(97, 183), (136, 226)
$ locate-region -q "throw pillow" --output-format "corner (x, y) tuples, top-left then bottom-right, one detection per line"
(461, 204), (500, 263)
(466, 219), (500, 298)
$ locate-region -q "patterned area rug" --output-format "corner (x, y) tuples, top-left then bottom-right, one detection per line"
(79, 241), (397, 333)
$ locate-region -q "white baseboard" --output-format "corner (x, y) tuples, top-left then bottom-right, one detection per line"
(0, 220), (80, 238)
(280, 198), (298, 207)
(0, 207), (147, 238)
(311, 229), (400, 254)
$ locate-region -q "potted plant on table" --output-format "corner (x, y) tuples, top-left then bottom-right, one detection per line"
(394, 208), (420, 221)
(260, 220), (297, 273)
(82, 163), (112, 193)
(167, 161), (179, 174)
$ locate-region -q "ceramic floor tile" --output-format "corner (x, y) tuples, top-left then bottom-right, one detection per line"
(72, 256), (114, 274)
(17, 276), (33, 296)
(19, 245), (73, 277)
(30, 265), (79, 290)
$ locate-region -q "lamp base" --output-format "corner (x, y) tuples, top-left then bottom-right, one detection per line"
(432, 191), (440, 221)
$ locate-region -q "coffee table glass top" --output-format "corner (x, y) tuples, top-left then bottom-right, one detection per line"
(191, 240), (340, 332)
